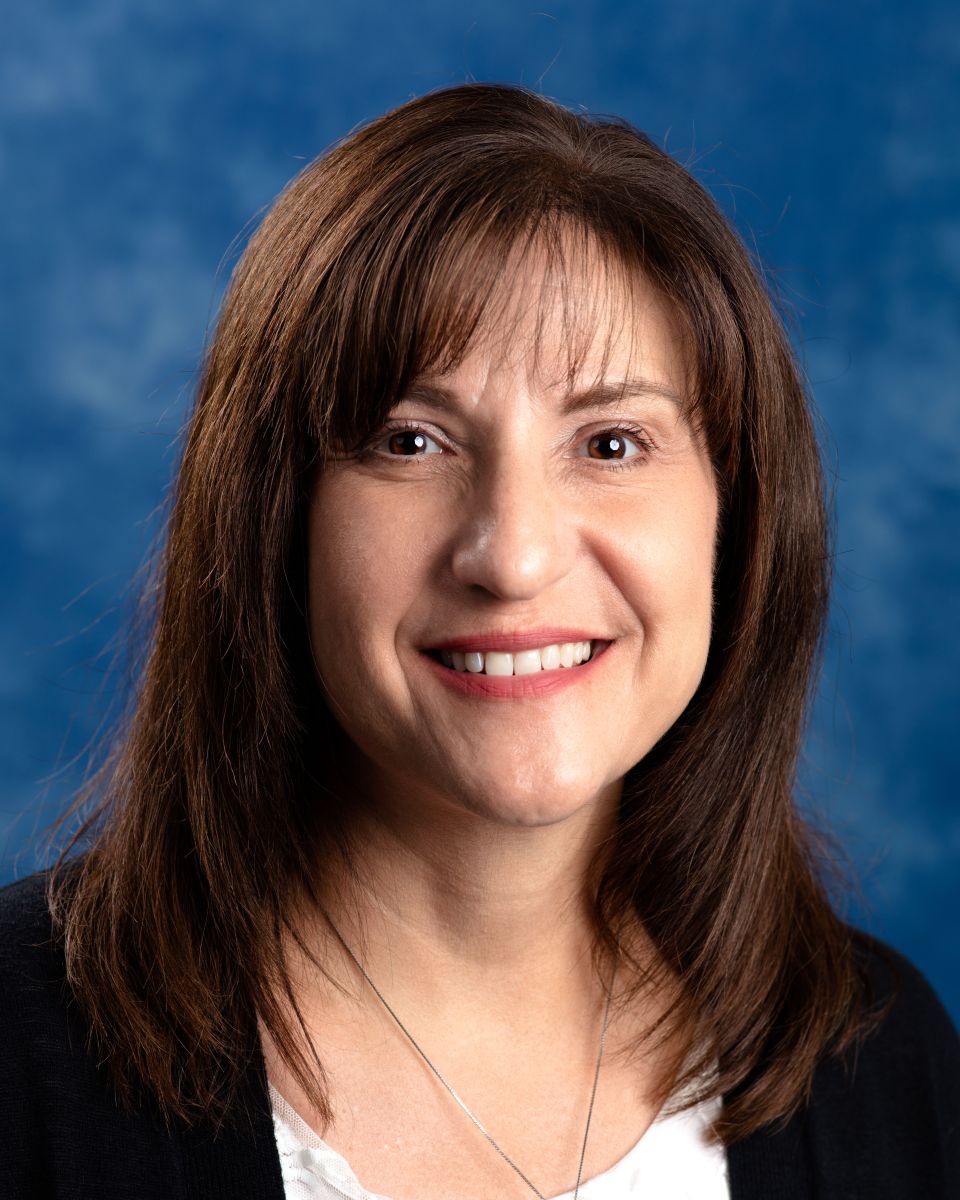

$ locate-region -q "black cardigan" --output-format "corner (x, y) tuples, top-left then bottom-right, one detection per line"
(1, 870), (958, 1199)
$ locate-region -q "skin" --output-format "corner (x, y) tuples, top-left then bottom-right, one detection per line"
(264, 246), (720, 1199)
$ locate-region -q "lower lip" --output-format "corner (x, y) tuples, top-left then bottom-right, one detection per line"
(418, 641), (613, 700)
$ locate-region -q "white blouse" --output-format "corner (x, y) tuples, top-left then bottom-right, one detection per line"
(269, 1079), (730, 1200)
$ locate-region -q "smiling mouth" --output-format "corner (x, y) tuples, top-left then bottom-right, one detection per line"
(425, 639), (609, 676)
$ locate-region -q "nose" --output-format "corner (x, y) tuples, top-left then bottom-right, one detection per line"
(449, 456), (577, 600)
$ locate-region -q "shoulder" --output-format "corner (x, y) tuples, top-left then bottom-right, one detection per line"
(0, 866), (87, 1192)
(0, 866), (66, 997)
(0, 866), (298, 1199)
(0, 865), (85, 1105)
(805, 926), (960, 1195)
(727, 926), (959, 1199)
(0, 865), (61, 929)
(842, 925), (960, 1082)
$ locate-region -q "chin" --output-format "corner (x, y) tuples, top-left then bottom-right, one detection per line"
(450, 775), (613, 829)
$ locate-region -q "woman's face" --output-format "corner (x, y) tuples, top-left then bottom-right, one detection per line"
(307, 254), (718, 830)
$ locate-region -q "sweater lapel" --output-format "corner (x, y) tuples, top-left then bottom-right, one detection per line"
(725, 1101), (815, 1199)
(178, 1040), (287, 1200)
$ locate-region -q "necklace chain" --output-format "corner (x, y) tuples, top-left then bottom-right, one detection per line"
(322, 912), (617, 1200)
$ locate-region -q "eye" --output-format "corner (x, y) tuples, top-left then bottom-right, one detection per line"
(360, 422), (654, 466)
(367, 425), (444, 458)
(579, 427), (653, 463)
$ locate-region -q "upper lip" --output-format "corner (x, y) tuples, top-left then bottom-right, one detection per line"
(424, 629), (611, 653)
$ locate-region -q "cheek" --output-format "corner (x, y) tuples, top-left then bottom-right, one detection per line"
(625, 486), (718, 661)
(671, 502), (716, 622)
(306, 479), (433, 667)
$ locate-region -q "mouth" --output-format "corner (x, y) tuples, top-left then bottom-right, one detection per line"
(422, 638), (612, 677)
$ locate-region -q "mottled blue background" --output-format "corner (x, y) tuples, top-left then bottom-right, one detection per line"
(2, 2), (957, 1022)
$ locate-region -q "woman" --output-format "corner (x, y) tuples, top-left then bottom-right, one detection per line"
(1, 82), (957, 1199)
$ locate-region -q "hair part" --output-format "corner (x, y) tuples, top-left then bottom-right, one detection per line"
(44, 81), (896, 1146)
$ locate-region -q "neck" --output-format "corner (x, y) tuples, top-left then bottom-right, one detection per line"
(296, 770), (629, 1022)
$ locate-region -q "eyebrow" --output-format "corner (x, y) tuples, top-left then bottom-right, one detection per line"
(396, 378), (685, 416)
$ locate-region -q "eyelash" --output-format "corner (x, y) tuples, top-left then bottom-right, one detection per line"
(359, 422), (656, 471)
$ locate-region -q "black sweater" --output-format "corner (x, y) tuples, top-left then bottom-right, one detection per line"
(1, 870), (958, 1199)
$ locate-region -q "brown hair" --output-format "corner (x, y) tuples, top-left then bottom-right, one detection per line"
(44, 81), (896, 1146)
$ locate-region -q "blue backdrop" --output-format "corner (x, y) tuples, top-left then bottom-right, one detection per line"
(2, 1), (957, 1023)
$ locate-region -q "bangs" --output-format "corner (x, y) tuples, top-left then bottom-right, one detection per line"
(317, 204), (703, 460)
(410, 215), (667, 401)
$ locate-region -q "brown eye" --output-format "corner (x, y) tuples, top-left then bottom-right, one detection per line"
(370, 426), (443, 458)
(387, 430), (431, 455)
(585, 432), (640, 461)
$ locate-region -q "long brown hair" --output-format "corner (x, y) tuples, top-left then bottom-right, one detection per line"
(44, 81), (895, 1146)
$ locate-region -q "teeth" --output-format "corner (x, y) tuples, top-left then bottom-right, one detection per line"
(485, 651), (513, 676)
(540, 644), (561, 670)
(438, 641), (597, 675)
(513, 649), (543, 676)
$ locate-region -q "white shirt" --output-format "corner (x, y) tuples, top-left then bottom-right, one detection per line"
(269, 1080), (730, 1200)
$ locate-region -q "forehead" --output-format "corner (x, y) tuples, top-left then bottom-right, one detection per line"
(318, 219), (706, 464)
(420, 229), (691, 398)
(421, 230), (692, 402)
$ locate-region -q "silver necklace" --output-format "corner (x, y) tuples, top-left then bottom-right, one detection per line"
(322, 913), (616, 1200)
